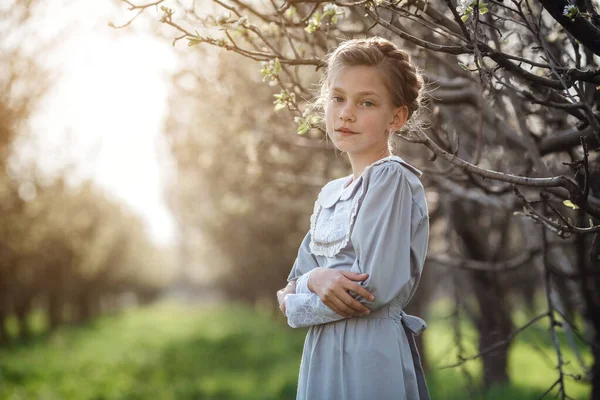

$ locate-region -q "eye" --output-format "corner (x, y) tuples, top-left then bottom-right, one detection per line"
(362, 100), (375, 107)
(332, 96), (344, 103)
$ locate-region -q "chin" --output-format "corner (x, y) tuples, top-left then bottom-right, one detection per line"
(338, 146), (365, 155)
(331, 136), (358, 150)
(331, 141), (355, 153)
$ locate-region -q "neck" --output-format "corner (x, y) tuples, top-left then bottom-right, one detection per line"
(347, 147), (393, 180)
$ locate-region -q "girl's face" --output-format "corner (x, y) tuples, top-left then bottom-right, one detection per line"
(325, 65), (408, 157)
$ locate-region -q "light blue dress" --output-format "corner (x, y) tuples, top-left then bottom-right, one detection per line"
(285, 155), (430, 400)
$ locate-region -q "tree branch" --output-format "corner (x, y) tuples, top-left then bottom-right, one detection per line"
(539, 0), (600, 57)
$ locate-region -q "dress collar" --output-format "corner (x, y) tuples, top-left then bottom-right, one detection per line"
(317, 178), (348, 208)
(316, 156), (422, 208)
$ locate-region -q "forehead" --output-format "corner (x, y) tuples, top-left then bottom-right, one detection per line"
(328, 65), (389, 96)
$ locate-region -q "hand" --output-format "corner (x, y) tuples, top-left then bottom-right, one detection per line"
(308, 268), (375, 318)
(276, 281), (296, 316)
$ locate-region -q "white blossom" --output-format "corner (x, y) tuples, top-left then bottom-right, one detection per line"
(323, 4), (339, 14)
(456, 0), (472, 14)
(563, 4), (579, 19)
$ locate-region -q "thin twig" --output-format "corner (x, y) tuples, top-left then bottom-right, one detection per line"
(440, 312), (549, 369)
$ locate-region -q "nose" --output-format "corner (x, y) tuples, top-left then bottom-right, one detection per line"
(339, 103), (355, 122)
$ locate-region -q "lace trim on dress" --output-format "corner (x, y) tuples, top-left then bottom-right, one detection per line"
(285, 293), (341, 328)
(295, 270), (312, 294)
(308, 155), (423, 258)
(308, 185), (365, 257)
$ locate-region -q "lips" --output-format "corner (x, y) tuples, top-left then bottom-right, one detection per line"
(336, 128), (358, 135)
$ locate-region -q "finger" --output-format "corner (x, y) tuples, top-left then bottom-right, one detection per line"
(325, 296), (352, 318)
(341, 271), (369, 281)
(286, 286), (296, 295)
(345, 282), (375, 302)
(336, 289), (370, 314)
(277, 292), (285, 305)
(332, 294), (364, 317)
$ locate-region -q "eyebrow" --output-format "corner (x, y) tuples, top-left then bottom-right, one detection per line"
(331, 87), (381, 97)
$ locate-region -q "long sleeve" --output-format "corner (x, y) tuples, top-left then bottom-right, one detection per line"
(285, 220), (347, 328)
(287, 231), (320, 283)
(286, 232), (340, 328)
(350, 163), (428, 311)
(285, 291), (346, 327)
(285, 162), (429, 328)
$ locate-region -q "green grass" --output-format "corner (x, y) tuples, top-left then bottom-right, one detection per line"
(0, 301), (592, 400)
(423, 304), (592, 400)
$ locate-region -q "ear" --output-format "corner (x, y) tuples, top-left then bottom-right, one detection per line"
(389, 105), (409, 132)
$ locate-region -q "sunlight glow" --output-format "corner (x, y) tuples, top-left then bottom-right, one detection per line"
(25, 1), (179, 245)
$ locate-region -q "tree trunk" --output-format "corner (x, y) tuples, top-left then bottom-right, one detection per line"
(0, 304), (7, 345)
(15, 296), (32, 340)
(82, 297), (93, 322)
(587, 233), (600, 399)
(48, 291), (62, 331)
(76, 286), (99, 324)
(47, 265), (65, 331)
(0, 264), (13, 345)
(451, 202), (513, 389)
(0, 282), (8, 345)
(472, 272), (512, 388)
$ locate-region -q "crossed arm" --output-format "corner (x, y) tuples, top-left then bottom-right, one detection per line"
(276, 267), (374, 318)
(276, 164), (427, 329)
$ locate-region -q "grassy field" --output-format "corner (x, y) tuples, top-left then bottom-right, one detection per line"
(0, 301), (592, 400)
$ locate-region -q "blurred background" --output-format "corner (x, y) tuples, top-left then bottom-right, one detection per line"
(0, 0), (595, 399)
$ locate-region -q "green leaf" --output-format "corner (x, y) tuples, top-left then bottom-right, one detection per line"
(297, 121), (310, 135)
(273, 58), (282, 75)
(461, 14), (470, 22)
(285, 7), (297, 18)
(458, 62), (469, 70)
(308, 115), (322, 125)
(563, 200), (579, 210)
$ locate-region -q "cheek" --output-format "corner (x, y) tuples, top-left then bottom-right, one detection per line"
(325, 101), (334, 115)
(362, 113), (383, 129)
(324, 106), (335, 126)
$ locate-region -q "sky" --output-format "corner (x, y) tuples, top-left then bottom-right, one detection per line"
(21, 0), (180, 245)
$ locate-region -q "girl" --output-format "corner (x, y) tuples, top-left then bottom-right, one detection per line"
(276, 37), (430, 400)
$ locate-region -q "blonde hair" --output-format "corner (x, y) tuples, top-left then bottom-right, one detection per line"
(310, 37), (426, 137)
